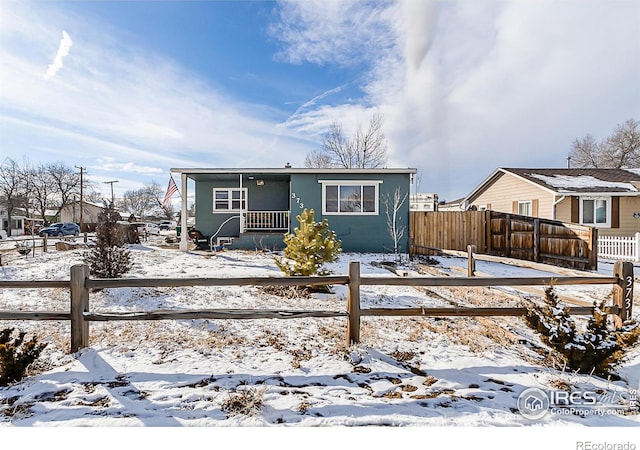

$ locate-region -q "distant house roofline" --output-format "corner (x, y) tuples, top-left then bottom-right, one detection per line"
(465, 167), (640, 203)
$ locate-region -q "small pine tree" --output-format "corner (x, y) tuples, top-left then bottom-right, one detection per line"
(85, 203), (133, 278)
(275, 208), (341, 278)
(0, 328), (47, 386)
(525, 285), (640, 376)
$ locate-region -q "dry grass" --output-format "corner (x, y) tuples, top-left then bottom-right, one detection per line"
(220, 386), (266, 418)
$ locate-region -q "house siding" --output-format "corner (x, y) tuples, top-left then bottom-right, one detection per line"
(60, 202), (105, 231)
(555, 195), (640, 236)
(194, 175), (291, 238)
(555, 197), (573, 223)
(290, 172), (411, 253)
(470, 173), (552, 218)
(601, 196), (640, 237)
(192, 171), (413, 253)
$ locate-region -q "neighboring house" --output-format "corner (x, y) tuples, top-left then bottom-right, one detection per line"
(0, 213), (26, 237)
(60, 201), (109, 232)
(465, 168), (640, 237)
(438, 197), (466, 211)
(410, 193), (438, 211)
(170, 167), (417, 253)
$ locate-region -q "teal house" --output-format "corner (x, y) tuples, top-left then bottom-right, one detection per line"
(171, 167), (417, 253)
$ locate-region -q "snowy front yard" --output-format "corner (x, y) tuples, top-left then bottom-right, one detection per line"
(0, 236), (638, 447)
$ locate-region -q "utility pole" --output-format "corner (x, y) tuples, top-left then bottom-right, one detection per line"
(75, 166), (84, 232)
(104, 180), (118, 206)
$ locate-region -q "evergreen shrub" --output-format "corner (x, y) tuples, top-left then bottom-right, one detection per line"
(525, 285), (640, 376)
(275, 209), (341, 291)
(85, 203), (133, 278)
(0, 328), (47, 386)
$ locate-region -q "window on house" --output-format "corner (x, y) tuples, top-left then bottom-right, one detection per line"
(321, 182), (379, 215)
(581, 197), (609, 226)
(213, 188), (247, 212)
(517, 201), (532, 216)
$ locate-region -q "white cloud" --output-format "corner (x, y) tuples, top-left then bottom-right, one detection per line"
(2, 0), (638, 202)
(272, 0), (640, 200)
(44, 30), (72, 79)
(93, 159), (164, 175)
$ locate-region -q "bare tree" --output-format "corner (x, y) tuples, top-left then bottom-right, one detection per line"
(145, 180), (176, 219)
(602, 118), (640, 168)
(568, 134), (601, 168)
(118, 181), (175, 219)
(46, 162), (81, 219)
(0, 158), (24, 236)
(29, 164), (56, 222)
(568, 118), (640, 168)
(383, 186), (408, 258)
(304, 149), (334, 169)
(305, 113), (388, 169)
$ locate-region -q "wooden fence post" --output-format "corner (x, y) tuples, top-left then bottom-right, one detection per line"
(347, 261), (361, 346)
(589, 227), (598, 271)
(533, 219), (540, 263)
(505, 215), (511, 258)
(43, 234), (47, 253)
(612, 261), (634, 329)
(467, 244), (476, 277)
(70, 264), (90, 353)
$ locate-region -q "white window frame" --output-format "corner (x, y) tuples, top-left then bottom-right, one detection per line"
(517, 200), (532, 216)
(319, 180), (382, 216)
(212, 188), (247, 213)
(579, 196), (611, 228)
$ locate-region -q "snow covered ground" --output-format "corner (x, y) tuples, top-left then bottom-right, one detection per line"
(0, 234), (638, 448)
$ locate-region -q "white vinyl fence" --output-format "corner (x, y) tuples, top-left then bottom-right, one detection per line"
(598, 232), (640, 262)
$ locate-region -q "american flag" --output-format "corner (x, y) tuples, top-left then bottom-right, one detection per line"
(162, 176), (179, 207)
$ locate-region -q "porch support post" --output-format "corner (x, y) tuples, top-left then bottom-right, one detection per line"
(239, 174), (245, 233)
(179, 172), (189, 252)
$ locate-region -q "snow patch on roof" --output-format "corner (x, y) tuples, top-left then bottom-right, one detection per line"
(528, 174), (638, 192)
(624, 168), (640, 176)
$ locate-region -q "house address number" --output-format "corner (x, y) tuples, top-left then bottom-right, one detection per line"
(625, 275), (633, 315)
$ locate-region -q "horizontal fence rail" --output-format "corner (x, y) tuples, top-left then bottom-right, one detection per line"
(0, 261), (634, 353)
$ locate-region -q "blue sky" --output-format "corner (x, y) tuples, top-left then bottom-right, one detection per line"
(1, 0), (639, 205)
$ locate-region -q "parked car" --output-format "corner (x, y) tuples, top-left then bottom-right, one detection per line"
(129, 222), (160, 236)
(159, 220), (177, 231)
(39, 222), (80, 237)
(144, 223), (161, 235)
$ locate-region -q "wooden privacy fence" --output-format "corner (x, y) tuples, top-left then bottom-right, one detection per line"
(0, 261), (634, 352)
(410, 211), (598, 270)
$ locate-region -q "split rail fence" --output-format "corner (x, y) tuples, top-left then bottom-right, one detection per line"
(0, 261), (634, 353)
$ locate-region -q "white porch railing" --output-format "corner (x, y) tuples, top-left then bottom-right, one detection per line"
(243, 211), (289, 232)
(598, 232), (640, 262)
